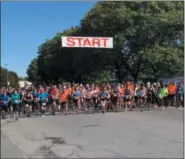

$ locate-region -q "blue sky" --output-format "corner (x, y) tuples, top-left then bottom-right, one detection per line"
(1, 1), (96, 77)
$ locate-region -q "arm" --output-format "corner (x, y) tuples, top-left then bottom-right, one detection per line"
(18, 94), (21, 101)
(21, 94), (24, 101)
(165, 88), (168, 96)
(31, 94), (33, 101)
(10, 95), (13, 102)
(7, 96), (10, 103)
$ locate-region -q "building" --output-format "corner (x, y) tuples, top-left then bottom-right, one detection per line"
(19, 80), (32, 88)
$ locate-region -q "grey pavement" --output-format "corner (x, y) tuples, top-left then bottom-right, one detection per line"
(1, 132), (26, 158)
(1, 107), (184, 158)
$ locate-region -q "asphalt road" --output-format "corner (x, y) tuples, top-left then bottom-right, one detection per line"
(1, 107), (184, 158)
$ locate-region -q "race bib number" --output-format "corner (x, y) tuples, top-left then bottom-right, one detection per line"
(158, 94), (163, 99)
(74, 97), (78, 100)
(3, 101), (7, 104)
(125, 95), (130, 99)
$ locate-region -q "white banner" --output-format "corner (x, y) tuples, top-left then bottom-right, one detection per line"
(61, 36), (113, 48)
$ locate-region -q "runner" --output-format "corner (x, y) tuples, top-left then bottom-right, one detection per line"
(72, 87), (81, 114)
(124, 84), (132, 112)
(136, 84), (147, 112)
(32, 88), (40, 114)
(167, 82), (177, 107)
(59, 88), (68, 115)
(23, 90), (33, 117)
(83, 87), (92, 113)
(39, 89), (48, 118)
(49, 85), (59, 115)
(80, 85), (87, 110)
(110, 86), (118, 112)
(100, 87), (110, 113)
(117, 84), (124, 108)
(0, 91), (10, 119)
(10, 90), (21, 120)
(157, 84), (168, 110)
(176, 82), (184, 108)
(92, 86), (100, 110)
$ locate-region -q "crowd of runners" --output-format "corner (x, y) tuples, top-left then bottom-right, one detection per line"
(0, 80), (184, 120)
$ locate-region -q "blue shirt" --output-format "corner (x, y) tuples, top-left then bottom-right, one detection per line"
(73, 91), (80, 97)
(11, 94), (20, 104)
(177, 85), (184, 95)
(39, 92), (48, 101)
(32, 92), (40, 98)
(101, 91), (107, 97)
(1, 95), (9, 104)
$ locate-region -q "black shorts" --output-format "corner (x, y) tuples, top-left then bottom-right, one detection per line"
(60, 101), (67, 105)
(138, 96), (145, 101)
(33, 99), (39, 105)
(48, 98), (59, 105)
(111, 96), (117, 103)
(12, 103), (20, 112)
(48, 97), (53, 104)
(0, 104), (9, 112)
(168, 94), (175, 99)
(73, 97), (79, 104)
(25, 101), (33, 105)
(86, 98), (92, 102)
(100, 98), (107, 101)
(147, 94), (153, 102)
(56, 99), (59, 105)
(39, 101), (48, 107)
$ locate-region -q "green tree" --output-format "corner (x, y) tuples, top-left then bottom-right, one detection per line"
(27, 1), (184, 83)
(144, 45), (184, 80)
(27, 58), (41, 82)
(0, 67), (19, 87)
(8, 71), (19, 88)
(80, 1), (184, 82)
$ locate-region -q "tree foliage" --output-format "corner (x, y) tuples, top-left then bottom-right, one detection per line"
(27, 58), (41, 82)
(0, 67), (19, 87)
(27, 1), (184, 83)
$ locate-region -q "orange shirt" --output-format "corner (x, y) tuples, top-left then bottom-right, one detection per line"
(96, 88), (100, 93)
(66, 88), (72, 95)
(118, 87), (124, 95)
(128, 84), (134, 95)
(59, 92), (68, 102)
(168, 84), (177, 95)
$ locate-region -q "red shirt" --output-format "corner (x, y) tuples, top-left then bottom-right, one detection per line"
(50, 88), (58, 97)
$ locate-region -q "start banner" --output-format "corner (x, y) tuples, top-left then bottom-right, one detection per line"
(61, 36), (113, 48)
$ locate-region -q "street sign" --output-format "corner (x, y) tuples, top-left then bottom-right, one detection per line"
(61, 36), (113, 48)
